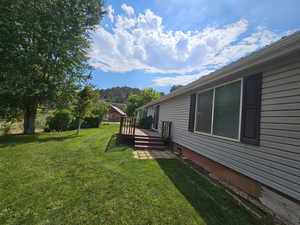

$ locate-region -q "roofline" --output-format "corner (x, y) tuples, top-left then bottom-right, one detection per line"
(143, 30), (300, 108)
(110, 105), (126, 115)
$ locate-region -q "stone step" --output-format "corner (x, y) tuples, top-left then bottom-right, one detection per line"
(134, 144), (167, 150)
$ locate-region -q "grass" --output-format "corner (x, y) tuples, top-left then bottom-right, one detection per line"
(0, 124), (273, 225)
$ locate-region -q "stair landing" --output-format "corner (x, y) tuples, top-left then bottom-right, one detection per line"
(134, 128), (160, 137)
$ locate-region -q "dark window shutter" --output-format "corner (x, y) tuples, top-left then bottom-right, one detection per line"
(241, 73), (263, 145)
(188, 93), (196, 132)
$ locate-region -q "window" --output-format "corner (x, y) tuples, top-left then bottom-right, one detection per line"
(195, 90), (213, 133)
(194, 80), (242, 141)
(189, 74), (262, 144)
(213, 81), (241, 139)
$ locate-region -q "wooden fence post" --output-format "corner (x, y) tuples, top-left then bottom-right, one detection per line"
(119, 117), (124, 134)
(133, 117), (136, 136)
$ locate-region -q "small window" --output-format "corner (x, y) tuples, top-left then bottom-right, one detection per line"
(213, 81), (241, 139)
(195, 90), (213, 133)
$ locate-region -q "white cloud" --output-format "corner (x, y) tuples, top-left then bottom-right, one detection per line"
(90, 4), (282, 86)
(107, 5), (114, 22)
(121, 4), (135, 16)
(153, 70), (211, 86)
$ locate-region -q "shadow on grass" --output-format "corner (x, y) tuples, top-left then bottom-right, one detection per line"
(105, 134), (132, 152)
(156, 158), (273, 225)
(0, 133), (79, 148)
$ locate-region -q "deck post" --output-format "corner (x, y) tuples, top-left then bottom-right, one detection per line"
(119, 116), (124, 134)
(133, 117), (136, 136)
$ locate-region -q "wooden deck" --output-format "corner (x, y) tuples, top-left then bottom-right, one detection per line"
(134, 128), (160, 137)
(119, 117), (170, 150)
(120, 127), (166, 150)
(119, 126), (160, 138)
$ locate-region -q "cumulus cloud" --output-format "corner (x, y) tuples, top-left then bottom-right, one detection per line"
(90, 4), (282, 86)
(121, 4), (135, 16)
(107, 5), (114, 22)
(153, 70), (212, 86)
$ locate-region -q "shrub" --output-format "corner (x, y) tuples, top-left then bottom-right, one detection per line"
(45, 109), (74, 132)
(81, 117), (100, 128)
(69, 116), (101, 130)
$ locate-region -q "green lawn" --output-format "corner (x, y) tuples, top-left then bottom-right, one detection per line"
(0, 124), (272, 225)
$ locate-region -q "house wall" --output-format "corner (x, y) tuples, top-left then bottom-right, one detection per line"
(153, 60), (300, 225)
(105, 108), (123, 122)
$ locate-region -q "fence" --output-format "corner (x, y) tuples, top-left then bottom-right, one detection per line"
(161, 121), (172, 139)
(119, 116), (136, 136)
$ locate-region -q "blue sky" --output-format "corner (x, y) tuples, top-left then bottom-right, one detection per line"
(89, 0), (300, 93)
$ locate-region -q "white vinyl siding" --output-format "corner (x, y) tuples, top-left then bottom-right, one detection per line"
(156, 60), (300, 201)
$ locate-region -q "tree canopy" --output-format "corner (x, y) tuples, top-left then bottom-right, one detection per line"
(126, 88), (161, 116)
(0, 0), (105, 134)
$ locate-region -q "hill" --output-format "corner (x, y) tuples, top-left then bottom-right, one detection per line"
(98, 87), (141, 104)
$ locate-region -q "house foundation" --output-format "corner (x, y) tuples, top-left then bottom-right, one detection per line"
(173, 142), (300, 225)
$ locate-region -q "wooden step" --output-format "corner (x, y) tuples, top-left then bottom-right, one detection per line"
(135, 136), (162, 141)
(134, 135), (161, 139)
(134, 144), (167, 150)
(135, 140), (165, 146)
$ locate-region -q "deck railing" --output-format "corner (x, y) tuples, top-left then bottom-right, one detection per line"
(161, 121), (172, 139)
(119, 116), (136, 136)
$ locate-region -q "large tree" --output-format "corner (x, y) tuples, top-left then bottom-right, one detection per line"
(0, 0), (105, 134)
(126, 88), (161, 116)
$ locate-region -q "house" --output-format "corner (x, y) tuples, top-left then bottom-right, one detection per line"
(104, 105), (126, 122)
(141, 31), (300, 225)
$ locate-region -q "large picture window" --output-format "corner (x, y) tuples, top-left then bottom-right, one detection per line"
(213, 81), (241, 139)
(194, 80), (242, 141)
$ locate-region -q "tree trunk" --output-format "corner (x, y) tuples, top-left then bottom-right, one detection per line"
(24, 105), (37, 134)
(77, 117), (81, 135)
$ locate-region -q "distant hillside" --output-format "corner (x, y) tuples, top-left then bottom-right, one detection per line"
(98, 86), (141, 104)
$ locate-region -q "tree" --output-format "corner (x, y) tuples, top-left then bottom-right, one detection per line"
(126, 95), (141, 116)
(0, 0), (105, 134)
(89, 94), (109, 123)
(74, 86), (96, 134)
(126, 88), (161, 116)
(94, 100), (109, 123)
(170, 85), (183, 93)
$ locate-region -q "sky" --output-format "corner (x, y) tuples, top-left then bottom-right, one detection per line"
(89, 0), (300, 93)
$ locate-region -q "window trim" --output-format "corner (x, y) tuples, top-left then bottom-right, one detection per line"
(193, 78), (243, 142)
